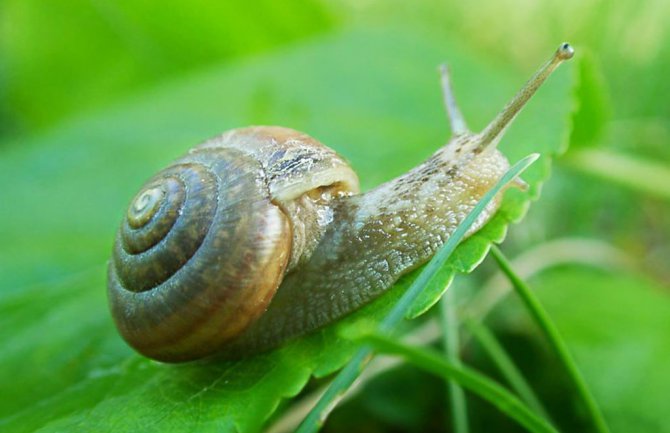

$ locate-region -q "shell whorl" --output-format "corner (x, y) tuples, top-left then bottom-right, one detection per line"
(108, 127), (359, 362)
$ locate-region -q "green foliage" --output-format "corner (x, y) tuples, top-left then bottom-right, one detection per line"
(1, 0), (669, 432)
(500, 267), (670, 433)
(0, 266), (390, 433)
(490, 247), (609, 433)
(355, 333), (559, 433)
(464, 318), (550, 421)
(0, 25), (572, 433)
(563, 148), (670, 201)
(564, 48), (670, 202)
(0, 0), (333, 133)
(569, 51), (611, 149)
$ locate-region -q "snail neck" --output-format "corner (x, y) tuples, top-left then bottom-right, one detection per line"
(349, 139), (510, 251)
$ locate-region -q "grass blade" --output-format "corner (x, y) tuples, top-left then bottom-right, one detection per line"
(296, 153), (540, 433)
(359, 333), (559, 433)
(490, 246), (611, 433)
(441, 290), (469, 433)
(464, 318), (550, 420)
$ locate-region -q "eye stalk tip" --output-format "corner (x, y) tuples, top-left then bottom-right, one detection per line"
(557, 42), (574, 60)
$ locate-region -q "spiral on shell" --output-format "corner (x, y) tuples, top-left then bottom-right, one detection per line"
(109, 146), (293, 362)
(108, 127), (360, 362)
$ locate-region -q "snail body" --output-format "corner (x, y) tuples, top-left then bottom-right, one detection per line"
(108, 44), (574, 362)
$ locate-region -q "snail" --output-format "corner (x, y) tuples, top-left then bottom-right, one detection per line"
(108, 43), (574, 363)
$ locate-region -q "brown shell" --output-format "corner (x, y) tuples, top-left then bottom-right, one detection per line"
(107, 127), (359, 362)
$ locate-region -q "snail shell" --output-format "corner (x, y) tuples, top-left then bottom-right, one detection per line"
(108, 127), (359, 361)
(108, 44), (573, 362)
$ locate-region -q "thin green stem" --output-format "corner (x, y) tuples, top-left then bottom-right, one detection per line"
(361, 333), (559, 433)
(563, 148), (670, 201)
(440, 291), (469, 433)
(296, 154), (540, 433)
(464, 318), (550, 420)
(490, 246), (610, 433)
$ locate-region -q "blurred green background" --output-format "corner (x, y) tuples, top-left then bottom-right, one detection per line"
(1, 0), (669, 432)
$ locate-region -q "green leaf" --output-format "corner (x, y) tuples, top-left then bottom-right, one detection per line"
(499, 267), (670, 433)
(568, 49), (611, 149)
(0, 0), (333, 132)
(0, 27), (574, 432)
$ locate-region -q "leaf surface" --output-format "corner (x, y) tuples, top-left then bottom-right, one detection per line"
(503, 267), (670, 433)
